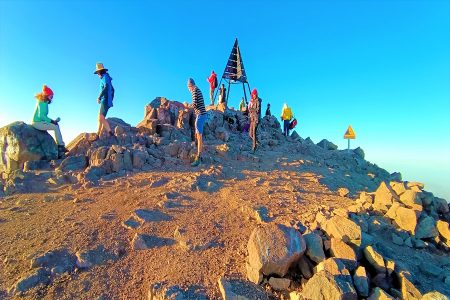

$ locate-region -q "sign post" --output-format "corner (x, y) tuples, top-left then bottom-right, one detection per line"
(344, 125), (356, 150)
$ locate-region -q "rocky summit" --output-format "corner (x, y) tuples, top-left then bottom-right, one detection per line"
(0, 97), (449, 299)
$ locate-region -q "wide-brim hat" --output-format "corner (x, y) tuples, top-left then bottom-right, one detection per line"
(94, 62), (108, 74)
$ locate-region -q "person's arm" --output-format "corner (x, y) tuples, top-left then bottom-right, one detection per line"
(97, 79), (108, 100)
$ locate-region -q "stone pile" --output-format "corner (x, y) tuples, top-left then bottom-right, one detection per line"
(232, 180), (450, 300)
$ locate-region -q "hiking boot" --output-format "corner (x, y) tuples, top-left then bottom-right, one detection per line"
(191, 157), (200, 167)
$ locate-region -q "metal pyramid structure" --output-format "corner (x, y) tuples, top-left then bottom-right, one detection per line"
(223, 38), (248, 83)
(215, 38), (251, 104)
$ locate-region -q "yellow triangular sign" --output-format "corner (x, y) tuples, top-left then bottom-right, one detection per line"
(344, 125), (356, 139)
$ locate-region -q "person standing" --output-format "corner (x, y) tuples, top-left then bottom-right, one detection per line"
(219, 84), (227, 104)
(94, 62), (115, 137)
(248, 88), (261, 152)
(31, 85), (67, 158)
(265, 103), (271, 116)
(207, 70), (217, 105)
(281, 103), (293, 136)
(187, 78), (208, 167)
(239, 97), (247, 112)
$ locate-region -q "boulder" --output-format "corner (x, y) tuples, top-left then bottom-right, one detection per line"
(373, 181), (399, 213)
(415, 215), (438, 239)
(353, 266), (369, 297)
(303, 232), (326, 263)
(436, 220), (450, 246)
(302, 259), (357, 300)
(353, 147), (365, 159)
(399, 271), (422, 300)
(57, 155), (87, 172)
(399, 190), (423, 211)
(218, 277), (268, 300)
(393, 207), (419, 234)
(322, 216), (362, 246)
(0, 122), (58, 175)
(368, 287), (395, 300)
(215, 127), (230, 142)
(434, 197), (450, 215)
(247, 223), (306, 282)
(329, 238), (357, 271)
(390, 181), (406, 196)
(314, 258), (350, 276)
(317, 139), (338, 150)
(268, 277), (291, 291)
(363, 246), (386, 273)
(421, 292), (449, 300)
(297, 255), (314, 279)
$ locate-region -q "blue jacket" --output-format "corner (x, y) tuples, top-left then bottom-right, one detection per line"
(98, 73), (114, 107)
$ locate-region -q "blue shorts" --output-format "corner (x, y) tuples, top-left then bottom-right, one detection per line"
(195, 113), (208, 135)
(100, 102), (110, 117)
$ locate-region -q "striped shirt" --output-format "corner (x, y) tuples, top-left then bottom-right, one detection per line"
(191, 86), (207, 116)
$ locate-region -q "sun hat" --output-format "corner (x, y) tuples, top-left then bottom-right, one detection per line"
(94, 62), (108, 74)
(42, 85), (54, 97)
(251, 88), (258, 98)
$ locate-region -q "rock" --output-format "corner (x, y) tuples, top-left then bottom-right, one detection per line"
(434, 197), (450, 215)
(373, 181), (399, 213)
(399, 271), (422, 300)
(314, 258), (350, 276)
(390, 181), (406, 196)
(363, 246), (386, 273)
(407, 181), (425, 190)
(421, 292), (449, 300)
(291, 130), (300, 140)
(415, 215), (438, 239)
(303, 232), (326, 263)
(419, 261), (443, 278)
(392, 233), (404, 245)
(399, 190), (422, 210)
(353, 147), (365, 159)
(13, 268), (50, 294)
(353, 266), (369, 297)
(329, 238), (357, 271)
(164, 142), (180, 157)
(372, 273), (392, 292)
(30, 249), (76, 274)
(132, 233), (174, 250)
(317, 139), (338, 150)
(215, 127), (230, 142)
(148, 281), (208, 300)
(385, 202), (402, 220)
(404, 237), (414, 247)
(337, 187), (349, 197)
(368, 287), (395, 300)
(322, 216), (361, 246)
(393, 207), (419, 234)
(218, 277), (269, 300)
(133, 209), (172, 222)
(122, 217), (141, 229)
(268, 277), (291, 291)
(437, 220), (450, 246)
(247, 223), (306, 282)
(297, 255), (314, 279)
(301, 267), (357, 300)
(57, 155), (87, 172)
(0, 122), (58, 175)
(75, 245), (115, 269)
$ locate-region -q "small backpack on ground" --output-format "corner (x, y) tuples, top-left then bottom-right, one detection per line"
(289, 118), (297, 129)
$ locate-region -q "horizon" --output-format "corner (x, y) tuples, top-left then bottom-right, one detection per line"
(0, 0), (449, 200)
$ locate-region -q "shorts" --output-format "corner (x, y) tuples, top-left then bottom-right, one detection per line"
(195, 113), (208, 135)
(100, 102), (110, 117)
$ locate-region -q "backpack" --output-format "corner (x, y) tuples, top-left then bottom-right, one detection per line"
(289, 118), (297, 129)
(213, 76), (218, 88)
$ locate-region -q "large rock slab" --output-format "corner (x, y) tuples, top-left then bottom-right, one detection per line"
(437, 220), (450, 246)
(218, 277), (269, 300)
(329, 238), (357, 271)
(301, 266), (357, 300)
(322, 216), (362, 245)
(363, 246), (386, 273)
(247, 223), (306, 282)
(415, 215), (438, 239)
(0, 122), (58, 175)
(304, 232), (326, 263)
(373, 181), (399, 213)
(353, 266), (369, 297)
(393, 207), (419, 234)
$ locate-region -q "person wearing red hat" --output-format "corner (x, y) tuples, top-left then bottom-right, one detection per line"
(207, 70), (217, 105)
(248, 88), (261, 152)
(31, 85), (67, 158)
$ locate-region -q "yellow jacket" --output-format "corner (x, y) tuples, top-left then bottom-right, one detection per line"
(281, 107), (293, 121)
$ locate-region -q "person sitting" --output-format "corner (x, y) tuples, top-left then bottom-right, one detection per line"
(265, 103), (271, 116)
(31, 85), (67, 158)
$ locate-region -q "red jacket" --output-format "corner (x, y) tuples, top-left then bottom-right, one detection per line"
(208, 72), (217, 89)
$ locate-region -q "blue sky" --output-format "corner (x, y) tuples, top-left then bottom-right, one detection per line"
(0, 0), (449, 199)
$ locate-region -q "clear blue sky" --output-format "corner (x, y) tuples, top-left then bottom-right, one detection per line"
(1, 0), (449, 200)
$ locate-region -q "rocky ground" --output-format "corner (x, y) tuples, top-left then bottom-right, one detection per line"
(1, 98), (449, 299)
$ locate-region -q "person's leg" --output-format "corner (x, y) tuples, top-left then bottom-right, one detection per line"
(32, 122), (64, 145)
(98, 102), (112, 136)
(197, 133), (203, 158)
(210, 88), (214, 105)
